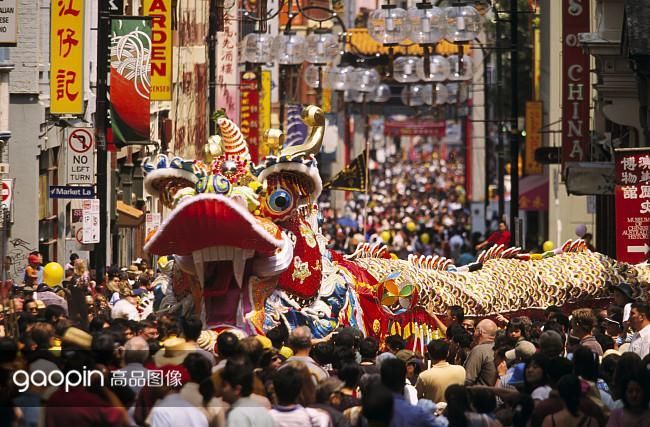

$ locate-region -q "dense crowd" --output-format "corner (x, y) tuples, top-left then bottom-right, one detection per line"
(1, 250), (650, 427)
(320, 140), (479, 265)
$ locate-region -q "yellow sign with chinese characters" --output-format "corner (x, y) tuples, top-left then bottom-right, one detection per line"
(50, 0), (84, 114)
(145, 0), (172, 100)
(260, 70), (271, 133)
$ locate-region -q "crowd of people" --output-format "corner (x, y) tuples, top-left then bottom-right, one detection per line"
(320, 140), (479, 265)
(1, 252), (650, 427)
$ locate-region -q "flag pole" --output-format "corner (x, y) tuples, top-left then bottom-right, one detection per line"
(362, 95), (370, 235)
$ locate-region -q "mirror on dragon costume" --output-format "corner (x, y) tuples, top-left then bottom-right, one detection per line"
(142, 105), (650, 343)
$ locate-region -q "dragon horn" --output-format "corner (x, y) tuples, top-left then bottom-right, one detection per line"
(217, 117), (250, 160)
(280, 105), (325, 158)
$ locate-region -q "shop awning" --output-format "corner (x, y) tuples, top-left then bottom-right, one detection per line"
(346, 28), (471, 56)
(117, 201), (144, 227)
(518, 174), (549, 211)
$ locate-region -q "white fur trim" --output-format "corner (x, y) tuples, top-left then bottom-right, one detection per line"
(144, 168), (197, 196)
(256, 162), (323, 201)
(144, 193), (284, 254)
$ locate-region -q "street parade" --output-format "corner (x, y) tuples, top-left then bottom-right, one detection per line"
(1, 0), (650, 427)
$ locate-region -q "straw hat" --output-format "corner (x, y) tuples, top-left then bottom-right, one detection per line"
(197, 330), (218, 354)
(153, 337), (194, 367)
(62, 327), (93, 350)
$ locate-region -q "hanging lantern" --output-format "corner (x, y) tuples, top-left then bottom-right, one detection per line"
(372, 83), (392, 102)
(368, 6), (412, 45)
(344, 89), (365, 103)
(328, 66), (354, 91)
(445, 5), (481, 43)
(393, 56), (420, 83)
(305, 30), (340, 64)
(423, 83), (449, 105)
(351, 68), (381, 92)
(303, 64), (331, 89)
(446, 82), (470, 104)
(401, 85), (425, 106)
(272, 32), (307, 65)
(407, 3), (446, 45)
(417, 55), (450, 82)
(448, 54), (472, 81)
(242, 32), (274, 63)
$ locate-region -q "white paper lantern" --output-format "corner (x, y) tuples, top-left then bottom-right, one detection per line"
(445, 5), (481, 43)
(369, 6), (412, 45)
(423, 83), (449, 105)
(351, 68), (381, 92)
(408, 4), (446, 45)
(401, 85), (425, 106)
(393, 56), (420, 83)
(272, 32), (306, 65)
(242, 32), (274, 63)
(417, 55), (451, 82)
(305, 31), (340, 64)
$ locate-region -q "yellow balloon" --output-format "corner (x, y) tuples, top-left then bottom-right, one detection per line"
(381, 231), (391, 243)
(406, 221), (417, 233)
(542, 241), (554, 252)
(43, 262), (64, 287)
(420, 233), (430, 244)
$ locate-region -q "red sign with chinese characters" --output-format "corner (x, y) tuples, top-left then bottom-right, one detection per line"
(216, 2), (239, 121)
(615, 148), (650, 264)
(561, 0), (590, 166)
(240, 72), (259, 163)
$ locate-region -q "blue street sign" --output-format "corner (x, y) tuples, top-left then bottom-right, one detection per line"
(49, 186), (95, 199)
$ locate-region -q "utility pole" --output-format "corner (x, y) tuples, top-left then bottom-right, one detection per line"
(509, 0), (519, 245)
(93, 1), (110, 282)
(496, 13), (505, 221)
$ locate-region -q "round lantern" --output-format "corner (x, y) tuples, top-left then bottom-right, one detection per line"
(328, 66), (354, 91)
(305, 30), (339, 64)
(445, 5), (481, 43)
(303, 64), (330, 89)
(448, 54), (472, 81)
(407, 4), (446, 45)
(242, 32), (274, 63)
(422, 83), (449, 105)
(351, 68), (381, 92)
(417, 55), (450, 82)
(372, 83), (392, 102)
(368, 6), (412, 45)
(272, 32), (306, 65)
(393, 56), (420, 83)
(401, 85), (425, 106)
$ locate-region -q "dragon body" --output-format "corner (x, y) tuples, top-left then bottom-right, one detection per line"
(142, 106), (650, 340)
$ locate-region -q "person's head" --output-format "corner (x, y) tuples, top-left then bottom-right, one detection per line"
(600, 353), (620, 387)
(240, 336), (264, 367)
(124, 336), (149, 365)
(316, 378), (344, 408)
(384, 334), (406, 353)
(359, 336), (379, 360)
(548, 312), (571, 334)
(610, 283), (634, 306)
(447, 305), (465, 323)
(546, 356), (574, 389)
(273, 364), (304, 405)
(29, 322), (54, 349)
(73, 259), (87, 277)
(629, 302), (650, 333)
(380, 357), (406, 394)
(266, 323), (288, 349)
(620, 375), (650, 411)
(288, 326), (312, 354)
(461, 318), (475, 335)
(221, 358), (254, 404)
(183, 353), (214, 405)
(570, 308), (596, 338)
(69, 253), (79, 263)
(524, 353), (549, 391)
(339, 362), (362, 389)
(310, 341), (334, 366)
(427, 339), (450, 362)
(444, 384), (471, 427)
(43, 304), (66, 324)
(138, 319), (159, 341)
(216, 331), (241, 359)
(475, 319), (497, 344)
(557, 374), (582, 416)
(544, 305), (562, 321)
(28, 253), (40, 267)
(498, 220), (508, 231)
(23, 299), (39, 316)
(362, 386), (394, 427)
(283, 360), (317, 405)
(181, 315), (202, 342)
(470, 387), (497, 414)
(539, 330), (564, 358)
(507, 317), (528, 341)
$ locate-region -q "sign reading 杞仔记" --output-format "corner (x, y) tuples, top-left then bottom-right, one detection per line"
(615, 148), (650, 264)
(50, 0), (84, 114)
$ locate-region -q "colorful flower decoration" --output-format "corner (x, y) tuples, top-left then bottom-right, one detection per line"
(378, 271), (417, 315)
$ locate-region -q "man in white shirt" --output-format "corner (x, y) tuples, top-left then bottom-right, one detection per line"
(111, 295), (140, 321)
(629, 302), (650, 359)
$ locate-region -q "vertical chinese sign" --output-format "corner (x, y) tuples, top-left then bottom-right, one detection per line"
(216, 1), (239, 121)
(614, 148), (650, 263)
(50, 0), (84, 114)
(561, 0), (590, 166)
(524, 101), (543, 175)
(240, 72), (259, 163)
(144, 0), (172, 100)
(110, 18), (152, 144)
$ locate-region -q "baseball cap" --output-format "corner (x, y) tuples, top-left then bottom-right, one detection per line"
(505, 340), (537, 362)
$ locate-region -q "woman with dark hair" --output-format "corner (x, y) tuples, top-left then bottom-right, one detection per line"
(524, 354), (552, 402)
(607, 369), (650, 427)
(542, 375), (598, 427)
(181, 353), (225, 427)
(443, 384), (500, 427)
(337, 362), (362, 411)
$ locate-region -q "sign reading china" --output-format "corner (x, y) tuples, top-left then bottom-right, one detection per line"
(561, 0), (590, 167)
(144, 0), (172, 100)
(614, 148), (650, 264)
(50, 0), (84, 114)
(240, 72), (259, 163)
(216, 2), (239, 121)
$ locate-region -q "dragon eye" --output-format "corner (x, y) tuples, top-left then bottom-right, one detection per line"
(267, 189), (293, 214)
(212, 174), (231, 194)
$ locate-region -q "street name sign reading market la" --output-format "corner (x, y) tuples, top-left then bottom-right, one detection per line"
(615, 148), (650, 264)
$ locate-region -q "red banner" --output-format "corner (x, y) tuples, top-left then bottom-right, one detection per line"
(384, 119), (445, 137)
(561, 0), (590, 166)
(615, 148), (650, 264)
(240, 72), (260, 163)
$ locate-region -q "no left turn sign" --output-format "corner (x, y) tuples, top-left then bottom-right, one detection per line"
(68, 128), (94, 153)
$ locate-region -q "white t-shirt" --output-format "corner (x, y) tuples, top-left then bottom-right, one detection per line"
(531, 385), (552, 401)
(111, 298), (140, 321)
(146, 393), (208, 427)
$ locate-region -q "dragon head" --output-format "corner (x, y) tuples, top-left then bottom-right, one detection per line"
(143, 106), (331, 334)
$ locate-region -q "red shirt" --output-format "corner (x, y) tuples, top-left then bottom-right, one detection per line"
(487, 230), (511, 246)
(45, 387), (127, 427)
